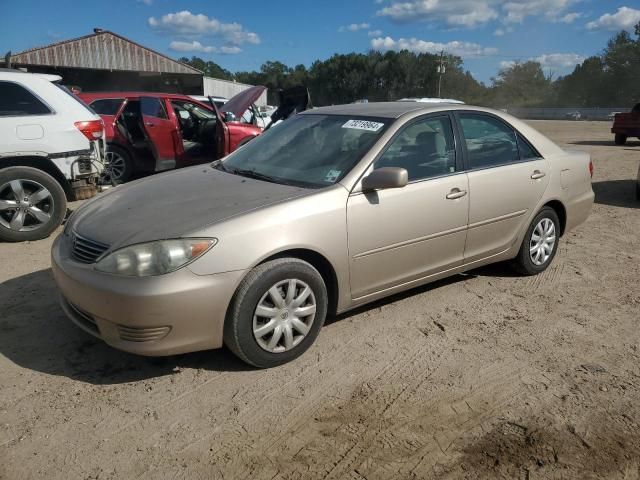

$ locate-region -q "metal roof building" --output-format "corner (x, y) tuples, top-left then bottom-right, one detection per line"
(7, 29), (204, 93)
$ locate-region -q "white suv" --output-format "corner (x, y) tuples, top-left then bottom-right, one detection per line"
(0, 69), (105, 242)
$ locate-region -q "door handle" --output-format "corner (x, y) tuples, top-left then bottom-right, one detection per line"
(446, 188), (467, 200)
(144, 122), (155, 127)
(531, 170), (546, 180)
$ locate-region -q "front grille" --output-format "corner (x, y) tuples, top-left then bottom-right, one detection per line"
(117, 325), (171, 343)
(71, 232), (109, 264)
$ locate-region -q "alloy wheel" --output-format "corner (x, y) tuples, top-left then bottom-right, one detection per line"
(105, 151), (126, 181)
(252, 279), (317, 353)
(0, 180), (53, 232)
(529, 218), (556, 266)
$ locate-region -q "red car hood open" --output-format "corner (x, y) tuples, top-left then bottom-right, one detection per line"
(221, 85), (267, 118)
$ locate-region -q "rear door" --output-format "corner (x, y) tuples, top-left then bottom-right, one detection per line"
(140, 96), (179, 171)
(456, 112), (550, 262)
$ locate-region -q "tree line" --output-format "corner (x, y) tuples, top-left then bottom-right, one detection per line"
(179, 22), (640, 108)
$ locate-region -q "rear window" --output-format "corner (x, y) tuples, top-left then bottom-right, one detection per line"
(0, 81), (51, 116)
(90, 98), (124, 115)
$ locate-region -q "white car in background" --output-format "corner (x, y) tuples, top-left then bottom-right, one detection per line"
(0, 69), (105, 242)
(398, 97), (465, 104)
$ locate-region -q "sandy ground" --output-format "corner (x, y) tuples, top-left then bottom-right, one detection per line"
(1, 120), (639, 480)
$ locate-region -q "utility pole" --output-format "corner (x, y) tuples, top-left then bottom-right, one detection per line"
(437, 50), (446, 98)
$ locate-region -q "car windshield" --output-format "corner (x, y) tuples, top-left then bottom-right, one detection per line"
(219, 114), (389, 188)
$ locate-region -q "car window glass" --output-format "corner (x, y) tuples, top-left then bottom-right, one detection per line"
(140, 97), (168, 119)
(374, 116), (456, 181)
(459, 114), (519, 168)
(0, 81), (51, 116)
(90, 98), (124, 115)
(222, 115), (389, 188)
(517, 134), (540, 160)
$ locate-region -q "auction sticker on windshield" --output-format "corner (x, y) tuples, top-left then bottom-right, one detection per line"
(342, 119), (384, 132)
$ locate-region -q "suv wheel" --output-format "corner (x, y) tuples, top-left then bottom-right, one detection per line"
(513, 207), (560, 276)
(0, 167), (67, 242)
(105, 145), (133, 183)
(614, 134), (627, 145)
(224, 258), (328, 368)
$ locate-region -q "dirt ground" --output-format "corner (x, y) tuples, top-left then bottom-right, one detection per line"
(1, 120), (639, 480)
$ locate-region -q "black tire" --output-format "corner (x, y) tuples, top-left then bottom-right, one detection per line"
(0, 166), (67, 242)
(224, 258), (328, 368)
(105, 144), (134, 183)
(614, 134), (627, 145)
(512, 207), (560, 276)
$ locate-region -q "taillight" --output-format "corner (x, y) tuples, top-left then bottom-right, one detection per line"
(74, 119), (104, 141)
(589, 160), (594, 178)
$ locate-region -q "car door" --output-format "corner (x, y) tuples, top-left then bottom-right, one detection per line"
(456, 112), (551, 262)
(139, 96), (180, 172)
(347, 114), (469, 299)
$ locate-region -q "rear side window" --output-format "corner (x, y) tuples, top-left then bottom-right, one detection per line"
(517, 134), (541, 160)
(90, 98), (124, 115)
(459, 114), (519, 169)
(140, 97), (168, 119)
(0, 81), (51, 116)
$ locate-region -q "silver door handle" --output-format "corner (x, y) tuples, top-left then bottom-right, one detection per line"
(531, 170), (546, 180)
(446, 188), (468, 200)
(144, 122), (155, 127)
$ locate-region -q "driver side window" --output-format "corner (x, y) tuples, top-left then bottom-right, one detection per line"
(374, 115), (457, 182)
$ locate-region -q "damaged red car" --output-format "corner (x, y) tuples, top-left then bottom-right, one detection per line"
(79, 86), (309, 182)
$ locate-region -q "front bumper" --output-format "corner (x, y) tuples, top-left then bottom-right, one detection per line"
(51, 234), (246, 356)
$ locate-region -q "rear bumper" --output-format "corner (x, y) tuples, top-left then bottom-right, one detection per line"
(565, 188), (594, 233)
(51, 234), (245, 356)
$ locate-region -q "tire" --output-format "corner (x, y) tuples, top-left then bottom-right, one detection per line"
(614, 134), (627, 145)
(512, 207), (560, 276)
(104, 144), (134, 183)
(224, 258), (328, 368)
(0, 166), (67, 242)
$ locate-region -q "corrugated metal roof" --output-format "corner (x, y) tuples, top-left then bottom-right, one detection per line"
(11, 30), (202, 75)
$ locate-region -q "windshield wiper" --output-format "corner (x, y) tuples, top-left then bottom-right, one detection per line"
(211, 160), (229, 172)
(226, 167), (283, 184)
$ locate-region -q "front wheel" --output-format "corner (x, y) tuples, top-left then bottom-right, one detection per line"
(0, 167), (67, 242)
(224, 258), (328, 368)
(513, 207), (560, 276)
(614, 134), (627, 145)
(104, 145), (134, 183)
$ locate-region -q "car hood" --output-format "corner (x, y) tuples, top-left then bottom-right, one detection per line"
(71, 166), (309, 250)
(221, 85), (267, 118)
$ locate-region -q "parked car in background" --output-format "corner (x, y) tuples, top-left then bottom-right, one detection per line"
(399, 98), (465, 104)
(53, 102), (594, 367)
(565, 111), (582, 121)
(188, 95), (228, 109)
(611, 103), (640, 145)
(80, 86), (309, 182)
(0, 69), (104, 242)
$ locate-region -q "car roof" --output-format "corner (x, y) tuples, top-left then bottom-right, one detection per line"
(302, 101), (485, 119)
(78, 92), (194, 100)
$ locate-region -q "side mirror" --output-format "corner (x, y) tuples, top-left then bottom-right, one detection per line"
(361, 167), (408, 191)
(224, 111), (236, 123)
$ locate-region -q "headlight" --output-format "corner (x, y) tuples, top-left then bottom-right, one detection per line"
(95, 238), (217, 277)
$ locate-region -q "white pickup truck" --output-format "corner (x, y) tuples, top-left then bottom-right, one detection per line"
(0, 69), (105, 242)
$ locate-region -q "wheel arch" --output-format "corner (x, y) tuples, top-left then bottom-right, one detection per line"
(542, 199), (567, 236)
(249, 248), (340, 316)
(0, 156), (73, 200)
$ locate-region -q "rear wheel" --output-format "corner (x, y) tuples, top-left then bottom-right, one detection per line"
(105, 145), (134, 183)
(224, 258), (328, 368)
(513, 207), (560, 276)
(0, 167), (67, 242)
(614, 134), (627, 145)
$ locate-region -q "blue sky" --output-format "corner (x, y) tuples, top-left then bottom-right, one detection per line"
(5, 0), (640, 83)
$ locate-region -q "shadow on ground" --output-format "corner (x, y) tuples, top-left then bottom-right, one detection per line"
(569, 140), (640, 147)
(592, 180), (639, 209)
(1, 260), (525, 384)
